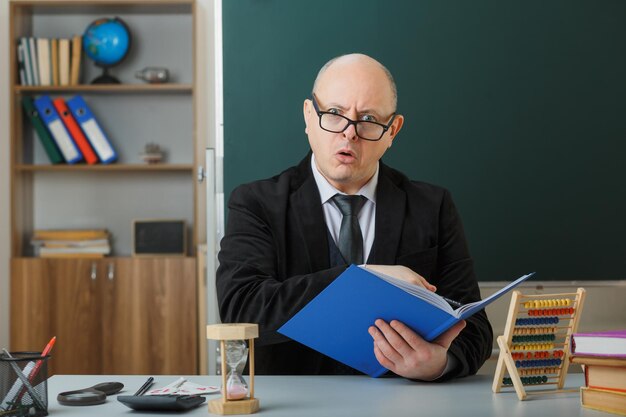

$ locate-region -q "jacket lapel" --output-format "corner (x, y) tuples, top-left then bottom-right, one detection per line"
(367, 164), (406, 265)
(290, 155), (330, 272)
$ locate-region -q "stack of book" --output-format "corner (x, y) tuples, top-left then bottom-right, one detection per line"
(22, 94), (117, 164)
(31, 229), (111, 258)
(571, 330), (626, 416)
(17, 36), (82, 86)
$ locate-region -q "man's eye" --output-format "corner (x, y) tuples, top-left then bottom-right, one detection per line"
(327, 108), (340, 115)
(361, 114), (376, 122)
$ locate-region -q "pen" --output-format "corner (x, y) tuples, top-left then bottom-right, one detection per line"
(15, 336), (56, 403)
(443, 296), (463, 309)
(134, 377), (154, 396)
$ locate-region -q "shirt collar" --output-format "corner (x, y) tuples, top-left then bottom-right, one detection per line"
(311, 153), (378, 204)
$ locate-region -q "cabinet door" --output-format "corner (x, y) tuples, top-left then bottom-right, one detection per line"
(102, 257), (198, 374)
(11, 258), (103, 375)
(10, 259), (53, 353)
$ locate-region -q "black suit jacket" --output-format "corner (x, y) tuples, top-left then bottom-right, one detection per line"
(217, 153), (492, 378)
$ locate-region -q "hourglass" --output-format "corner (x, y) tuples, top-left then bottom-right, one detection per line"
(206, 323), (260, 415)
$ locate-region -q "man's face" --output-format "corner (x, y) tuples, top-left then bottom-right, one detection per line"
(303, 57), (404, 195)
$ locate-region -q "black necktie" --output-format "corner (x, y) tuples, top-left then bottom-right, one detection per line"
(332, 194), (367, 265)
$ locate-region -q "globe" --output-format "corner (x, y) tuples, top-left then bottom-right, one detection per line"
(83, 17), (131, 84)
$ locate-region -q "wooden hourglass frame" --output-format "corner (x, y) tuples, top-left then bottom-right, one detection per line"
(206, 323), (260, 415)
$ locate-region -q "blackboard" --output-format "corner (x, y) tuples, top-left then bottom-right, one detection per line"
(223, 0), (626, 280)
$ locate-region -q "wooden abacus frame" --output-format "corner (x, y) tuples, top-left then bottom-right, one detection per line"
(492, 288), (586, 400)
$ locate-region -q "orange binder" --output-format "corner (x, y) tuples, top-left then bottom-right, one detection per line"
(52, 98), (98, 164)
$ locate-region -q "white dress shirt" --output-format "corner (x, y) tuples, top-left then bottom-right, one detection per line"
(311, 154), (377, 263)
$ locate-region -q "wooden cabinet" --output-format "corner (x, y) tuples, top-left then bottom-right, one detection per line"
(11, 257), (197, 375)
(8, 0), (203, 374)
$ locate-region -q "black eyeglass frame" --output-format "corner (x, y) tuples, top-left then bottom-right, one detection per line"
(310, 95), (397, 141)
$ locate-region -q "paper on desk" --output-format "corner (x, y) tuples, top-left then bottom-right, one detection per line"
(145, 377), (219, 396)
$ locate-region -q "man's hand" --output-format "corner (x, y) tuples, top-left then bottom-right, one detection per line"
(364, 265), (436, 292)
(368, 319), (466, 380)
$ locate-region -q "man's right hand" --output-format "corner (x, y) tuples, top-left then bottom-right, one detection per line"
(364, 265), (436, 292)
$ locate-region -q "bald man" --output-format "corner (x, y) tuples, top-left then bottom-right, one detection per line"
(217, 54), (492, 380)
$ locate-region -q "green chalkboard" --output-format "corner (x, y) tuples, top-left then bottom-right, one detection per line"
(223, 0), (626, 280)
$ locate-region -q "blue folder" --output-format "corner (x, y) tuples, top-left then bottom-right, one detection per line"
(278, 265), (534, 377)
(66, 95), (117, 164)
(33, 95), (82, 164)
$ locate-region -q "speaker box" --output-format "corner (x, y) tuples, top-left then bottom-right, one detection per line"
(132, 219), (186, 256)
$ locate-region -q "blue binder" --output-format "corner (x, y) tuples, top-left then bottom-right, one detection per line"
(33, 95), (82, 164)
(66, 95), (117, 164)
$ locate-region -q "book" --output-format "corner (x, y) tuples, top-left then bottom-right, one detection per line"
(33, 95), (82, 164)
(278, 265), (534, 377)
(17, 43), (26, 85)
(51, 38), (59, 86)
(32, 238), (110, 248)
(586, 364), (626, 392)
(58, 38), (70, 86)
(53, 98), (99, 164)
(39, 245), (110, 257)
(19, 38), (33, 86)
(36, 38), (51, 86)
(32, 229), (109, 241)
(66, 95), (117, 163)
(28, 37), (39, 86)
(572, 355), (626, 368)
(572, 330), (626, 357)
(570, 355), (626, 392)
(581, 387), (626, 416)
(70, 35), (82, 85)
(21, 96), (64, 164)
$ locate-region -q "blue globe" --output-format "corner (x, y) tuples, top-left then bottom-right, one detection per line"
(83, 17), (131, 67)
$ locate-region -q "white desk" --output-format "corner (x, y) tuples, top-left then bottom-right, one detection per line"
(47, 374), (592, 416)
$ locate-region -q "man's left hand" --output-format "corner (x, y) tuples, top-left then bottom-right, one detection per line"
(368, 319), (466, 380)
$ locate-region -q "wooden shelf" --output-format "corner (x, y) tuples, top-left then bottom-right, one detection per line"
(15, 163), (195, 172)
(9, 0), (201, 377)
(15, 84), (193, 94)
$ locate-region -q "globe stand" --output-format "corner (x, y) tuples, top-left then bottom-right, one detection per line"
(91, 66), (120, 84)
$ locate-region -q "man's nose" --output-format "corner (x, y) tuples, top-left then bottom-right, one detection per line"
(342, 122), (358, 141)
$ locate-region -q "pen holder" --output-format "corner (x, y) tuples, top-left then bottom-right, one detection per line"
(0, 352), (49, 416)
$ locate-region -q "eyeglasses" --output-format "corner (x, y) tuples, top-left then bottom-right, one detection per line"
(311, 95), (397, 141)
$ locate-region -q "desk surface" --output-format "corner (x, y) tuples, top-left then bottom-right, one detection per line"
(48, 374), (593, 417)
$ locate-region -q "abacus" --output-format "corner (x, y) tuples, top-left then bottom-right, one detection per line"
(492, 288), (586, 400)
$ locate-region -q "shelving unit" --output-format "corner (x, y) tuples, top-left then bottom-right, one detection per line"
(8, 0), (203, 375)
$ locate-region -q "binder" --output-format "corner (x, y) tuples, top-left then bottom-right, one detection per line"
(28, 37), (39, 86)
(279, 265), (534, 377)
(33, 95), (82, 164)
(37, 38), (51, 86)
(66, 95), (117, 163)
(53, 98), (98, 164)
(21, 97), (64, 164)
